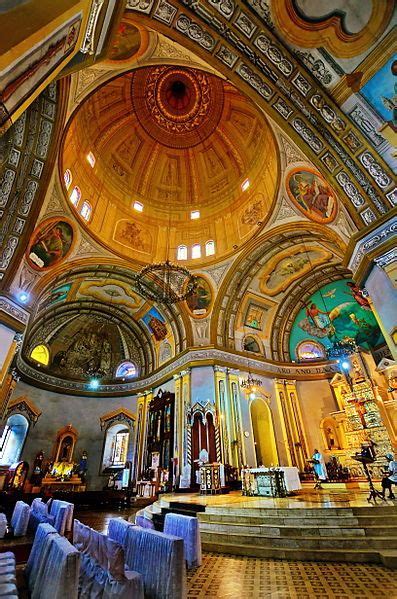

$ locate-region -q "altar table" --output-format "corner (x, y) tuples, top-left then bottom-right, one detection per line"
(242, 466), (301, 496)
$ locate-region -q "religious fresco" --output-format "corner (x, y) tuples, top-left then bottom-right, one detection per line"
(142, 307), (167, 341)
(113, 220), (152, 254)
(360, 56), (397, 127)
(286, 168), (337, 223)
(41, 315), (127, 381)
(109, 20), (141, 61)
(243, 336), (261, 353)
(77, 280), (141, 311)
(185, 276), (213, 318)
(245, 304), (267, 331)
(260, 245), (332, 296)
(27, 219), (74, 270)
(289, 279), (385, 361)
(0, 15), (80, 124)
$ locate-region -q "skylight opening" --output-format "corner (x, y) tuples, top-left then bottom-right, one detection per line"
(190, 210), (200, 220)
(87, 152), (96, 168)
(241, 178), (250, 192)
(133, 201), (144, 212)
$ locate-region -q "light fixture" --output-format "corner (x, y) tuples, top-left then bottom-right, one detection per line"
(241, 178), (250, 192)
(89, 378), (100, 390)
(17, 291), (29, 304)
(190, 210), (200, 220)
(241, 371), (262, 392)
(133, 201), (144, 212)
(137, 260), (197, 305)
(341, 360), (350, 371)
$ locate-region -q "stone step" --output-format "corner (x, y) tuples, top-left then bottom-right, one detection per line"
(199, 521), (397, 538)
(203, 505), (396, 518)
(201, 540), (397, 567)
(198, 513), (362, 526)
(200, 530), (397, 551)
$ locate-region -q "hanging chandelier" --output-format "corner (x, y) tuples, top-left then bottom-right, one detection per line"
(137, 260), (198, 305)
(326, 339), (358, 360)
(241, 371), (262, 391)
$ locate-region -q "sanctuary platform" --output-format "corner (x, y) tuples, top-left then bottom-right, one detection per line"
(142, 487), (397, 569)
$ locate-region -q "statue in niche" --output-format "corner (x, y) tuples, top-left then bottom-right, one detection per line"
(31, 450), (45, 486)
(59, 435), (73, 462)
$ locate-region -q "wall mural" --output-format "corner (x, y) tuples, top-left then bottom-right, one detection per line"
(77, 279), (141, 310)
(113, 219), (152, 254)
(259, 245), (332, 296)
(289, 279), (385, 360)
(26, 218), (74, 270)
(142, 307), (167, 341)
(286, 168), (337, 223)
(245, 303), (267, 331)
(360, 56), (396, 128)
(185, 275), (213, 318)
(40, 315), (127, 380)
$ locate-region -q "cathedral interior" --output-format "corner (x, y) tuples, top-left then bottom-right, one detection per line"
(0, 1), (396, 597)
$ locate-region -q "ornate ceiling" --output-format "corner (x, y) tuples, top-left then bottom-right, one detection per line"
(61, 65), (280, 265)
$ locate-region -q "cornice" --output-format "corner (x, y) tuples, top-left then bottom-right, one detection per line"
(16, 345), (339, 397)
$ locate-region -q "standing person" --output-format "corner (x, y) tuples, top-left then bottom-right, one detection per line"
(381, 453), (397, 499)
(312, 449), (327, 490)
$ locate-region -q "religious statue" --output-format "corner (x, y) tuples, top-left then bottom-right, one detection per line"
(31, 450), (44, 486)
(77, 450), (88, 483)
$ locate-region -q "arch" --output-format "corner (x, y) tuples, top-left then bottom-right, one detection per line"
(320, 416), (343, 452)
(80, 200), (92, 222)
(249, 397), (278, 467)
(205, 240), (215, 257)
(101, 422), (131, 472)
(53, 424), (78, 463)
(30, 344), (50, 366)
(243, 335), (261, 354)
(296, 339), (326, 361)
(115, 360), (137, 379)
(191, 243), (201, 259)
(177, 245), (187, 260)
(0, 414), (29, 466)
(69, 185), (81, 206)
(63, 169), (72, 189)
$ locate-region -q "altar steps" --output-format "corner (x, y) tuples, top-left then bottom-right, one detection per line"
(198, 505), (397, 568)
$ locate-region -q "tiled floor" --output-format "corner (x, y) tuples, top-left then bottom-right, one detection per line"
(76, 504), (397, 599)
(187, 552), (397, 598)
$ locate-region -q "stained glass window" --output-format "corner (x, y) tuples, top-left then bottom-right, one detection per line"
(80, 200), (92, 221)
(70, 186), (81, 206)
(30, 344), (50, 366)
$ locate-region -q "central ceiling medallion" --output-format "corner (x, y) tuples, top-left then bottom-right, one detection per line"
(131, 66), (224, 149)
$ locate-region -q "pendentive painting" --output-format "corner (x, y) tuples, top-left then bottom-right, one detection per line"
(27, 218), (74, 270)
(286, 168), (337, 223)
(289, 279), (385, 361)
(186, 275), (213, 318)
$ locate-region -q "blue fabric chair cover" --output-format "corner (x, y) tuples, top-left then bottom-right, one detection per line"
(28, 510), (55, 534)
(49, 499), (73, 534)
(0, 552), (17, 597)
(0, 514), (7, 540)
(164, 513), (202, 569)
(108, 518), (133, 546)
(124, 525), (186, 599)
(136, 514), (155, 529)
(74, 519), (144, 599)
(31, 533), (80, 599)
(26, 523), (58, 587)
(10, 500), (30, 537)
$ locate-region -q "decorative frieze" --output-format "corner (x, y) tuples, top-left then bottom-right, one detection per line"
(336, 171), (365, 208)
(359, 152), (392, 190)
(176, 14), (216, 51)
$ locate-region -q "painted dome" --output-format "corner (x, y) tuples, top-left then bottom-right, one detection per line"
(61, 66), (280, 265)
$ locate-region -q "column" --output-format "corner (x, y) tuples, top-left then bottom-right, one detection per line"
(284, 380), (309, 471)
(135, 389), (152, 481)
(173, 372), (182, 482)
(180, 368), (192, 473)
(227, 369), (246, 468)
(274, 379), (295, 467)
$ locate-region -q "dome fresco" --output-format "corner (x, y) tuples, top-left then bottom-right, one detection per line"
(61, 65), (280, 265)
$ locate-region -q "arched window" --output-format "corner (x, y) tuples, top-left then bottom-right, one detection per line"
(192, 244), (201, 259)
(205, 240), (215, 256)
(243, 336), (261, 353)
(0, 414), (29, 466)
(63, 169), (72, 189)
(70, 186), (81, 207)
(30, 344), (50, 366)
(115, 361), (137, 379)
(102, 423), (130, 471)
(177, 245), (188, 260)
(80, 200), (92, 222)
(86, 151), (96, 168)
(296, 340), (326, 361)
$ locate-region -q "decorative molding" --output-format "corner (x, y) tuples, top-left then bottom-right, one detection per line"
(99, 407), (136, 430)
(374, 249), (397, 270)
(0, 296), (29, 324)
(6, 394), (41, 425)
(348, 217), (397, 274)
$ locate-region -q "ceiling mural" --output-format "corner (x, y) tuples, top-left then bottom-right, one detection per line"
(61, 65), (280, 265)
(26, 218), (75, 271)
(286, 168), (338, 223)
(289, 279), (385, 360)
(259, 244), (333, 296)
(185, 275), (213, 319)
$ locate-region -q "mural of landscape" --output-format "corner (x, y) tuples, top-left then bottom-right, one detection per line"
(289, 279), (385, 360)
(360, 55), (396, 125)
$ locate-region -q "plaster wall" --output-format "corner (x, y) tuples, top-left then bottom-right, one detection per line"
(0, 324), (15, 371)
(14, 380), (138, 490)
(191, 366), (215, 406)
(296, 379), (338, 455)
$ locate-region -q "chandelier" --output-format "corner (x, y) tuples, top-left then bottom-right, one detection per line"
(137, 260), (197, 305)
(241, 371), (262, 391)
(326, 339), (358, 360)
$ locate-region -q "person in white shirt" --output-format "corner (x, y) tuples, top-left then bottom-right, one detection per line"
(381, 453), (397, 500)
